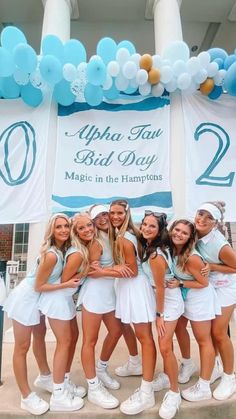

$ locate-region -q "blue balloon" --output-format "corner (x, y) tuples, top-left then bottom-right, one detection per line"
(214, 58), (224, 70)
(124, 86), (138, 95)
(224, 62), (236, 96)
(53, 79), (75, 106)
(86, 58), (106, 86)
(40, 55), (62, 84)
(224, 54), (236, 70)
(0, 47), (14, 77)
(208, 85), (222, 100)
(117, 40), (136, 55)
(13, 44), (37, 73)
(41, 35), (64, 62)
(84, 83), (103, 106)
(1, 26), (27, 51)
(21, 83), (43, 107)
(64, 39), (86, 65)
(103, 82), (119, 100)
(208, 48), (227, 62)
(1, 76), (20, 98)
(96, 37), (117, 64)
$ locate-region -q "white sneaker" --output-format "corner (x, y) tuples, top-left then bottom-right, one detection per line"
(88, 381), (119, 409)
(115, 360), (142, 377)
(120, 388), (155, 415)
(181, 381), (212, 402)
(50, 389), (84, 411)
(153, 372), (170, 392)
(213, 373), (236, 400)
(34, 374), (53, 393)
(66, 380), (87, 398)
(178, 360), (197, 384)
(96, 366), (120, 389)
(21, 392), (49, 415)
(210, 359), (223, 384)
(159, 390), (181, 419)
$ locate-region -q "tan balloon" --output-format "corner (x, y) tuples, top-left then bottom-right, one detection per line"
(200, 78), (214, 95)
(140, 54), (153, 71)
(148, 68), (161, 85)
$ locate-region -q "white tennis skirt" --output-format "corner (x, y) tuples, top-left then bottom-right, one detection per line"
(183, 284), (222, 321)
(38, 288), (76, 320)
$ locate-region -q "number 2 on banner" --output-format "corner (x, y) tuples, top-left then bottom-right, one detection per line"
(194, 122), (235, 187)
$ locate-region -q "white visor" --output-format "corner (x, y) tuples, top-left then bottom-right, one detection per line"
(197, 203), (221, 220)
(90, 205), (108, 220)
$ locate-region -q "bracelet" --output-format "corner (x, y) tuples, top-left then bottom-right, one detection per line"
(156, 311), (164, 318)
(179, 279), (184, 288)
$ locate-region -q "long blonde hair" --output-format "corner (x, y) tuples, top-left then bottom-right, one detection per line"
(109, 199), (139, 264)
(70, 212), (94, 275)
(169, 219), (196, 270)
(40, 213), (71, 260)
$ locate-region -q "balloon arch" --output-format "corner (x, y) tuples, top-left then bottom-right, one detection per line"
(0, 26), (235, 107)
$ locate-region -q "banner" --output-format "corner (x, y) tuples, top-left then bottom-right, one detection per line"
(0, 99), (50, 223)
(182, 92), (236, 221)
(52, 96), (173, 220)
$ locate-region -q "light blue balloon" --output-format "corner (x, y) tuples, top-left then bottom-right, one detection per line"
(163, 41), (190, 64)
(0, 47), (14, 77)
(41, 35), (64, 62)
(21, 83), (43, 107)
(86, 58), (106, 86)
(224, 62), (236, 96)
(208, 85), (222, 100)
(96, 37), (117, 64)
(224, 54), (236, 70)
(13, 44), (37, 73)
(124, 86), (138, 95)
(40, 55), (63, 84)
(1, 26), (27, 51)
(64, 39), (86, 65)
(213, 58), (224, 70)
(103, 82), (119, 100)
(84, 83), (103, 106)
(1, 76), (20, 98)
(53, 79), (75, 106)
(208, 48), (227, 62)
(117, 40), (136, 55)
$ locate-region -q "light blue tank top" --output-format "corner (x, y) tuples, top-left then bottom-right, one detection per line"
(27, 247), (63, 286)
(172, 249), (202, 300)
(142, 247), (174, 287)
(99, 231), (113, 268)
(196, 229), (229, 264)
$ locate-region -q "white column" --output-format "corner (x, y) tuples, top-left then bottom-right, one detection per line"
(153, 0), (186, 218)
(27, 0), (73, 271)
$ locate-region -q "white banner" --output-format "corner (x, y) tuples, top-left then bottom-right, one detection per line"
(0, 99), (50, 223)
(182, 92), (236, 221)
(52, 96), (173, 220)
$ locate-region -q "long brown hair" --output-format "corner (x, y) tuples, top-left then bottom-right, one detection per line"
(139, 213), (170, 262)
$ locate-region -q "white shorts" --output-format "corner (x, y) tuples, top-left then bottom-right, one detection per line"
(184, 284), (221, 321)
(163, 287), (184, 322)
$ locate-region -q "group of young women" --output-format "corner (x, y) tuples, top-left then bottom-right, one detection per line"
(3, 200), (236, 418)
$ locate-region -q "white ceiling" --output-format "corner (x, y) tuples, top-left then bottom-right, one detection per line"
(0, 0), (235, 55)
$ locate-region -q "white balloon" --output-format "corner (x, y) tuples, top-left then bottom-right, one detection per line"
(116, 48), (130, 65)
(107, 61), (120, 77)
(152, 83), (164, 97)
(130, 77), (139, 88)
(63, 63), (77, 82)
(152, 54), (162, 68)
(198, 51), (211, 68)
(161, 59), (171, 67)
(214, 69), (226, 86)
(162, 41), (190, 64)
(122, 61), (137, 80)
(177, 72), (192, 90)
(193, 68), (208, 84)
(173, 60), (187, 76)
(115, 74), (129, 91)
(90, 54), (103, 62)
(206, 61), (219, 77)
(182, 82), (199, 96)
(136, 69), (148, 86)
(77, 62), (87, 73)
(102, 74), (113, 90)
(130, 53), (141, 67)
(165, 79), (177, 93)
(187, 57), (201, 75)
(160, 66), (174, 84)
(139, 82), (151, 96)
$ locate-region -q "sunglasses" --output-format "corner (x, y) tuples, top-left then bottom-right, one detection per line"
(144, 210), (164, 217)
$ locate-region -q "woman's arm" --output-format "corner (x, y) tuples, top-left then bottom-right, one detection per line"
(184, 255), (209, 288)
(61, 252), (84, 283)
(35, 253), (80, 292)
(150, 255), (166, 338)
(212, 244), (236, 272)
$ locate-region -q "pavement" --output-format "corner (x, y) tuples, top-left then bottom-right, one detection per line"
(0, 313), (236, 419)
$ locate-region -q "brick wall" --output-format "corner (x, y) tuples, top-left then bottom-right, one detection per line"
(0, 225), (13, 261)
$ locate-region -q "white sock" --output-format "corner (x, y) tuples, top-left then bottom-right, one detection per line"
(223, 372), (235, 380)
(198, 377), (210, 390)
(53, 382), (65, 398)
(129, 355), (140, 365)
(40, 373), (52, 380)
(97, 359), (108, 370)
(22, 392), (34, 401)
(141, 379), (153, 394)
(87, 376), (99, 388)
(182, 357), (193, 365)
(168, 389), (180, 396)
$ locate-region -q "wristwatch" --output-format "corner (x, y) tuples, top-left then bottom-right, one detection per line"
(156, 311), (164, 318)
(179, 279), (184, 288)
